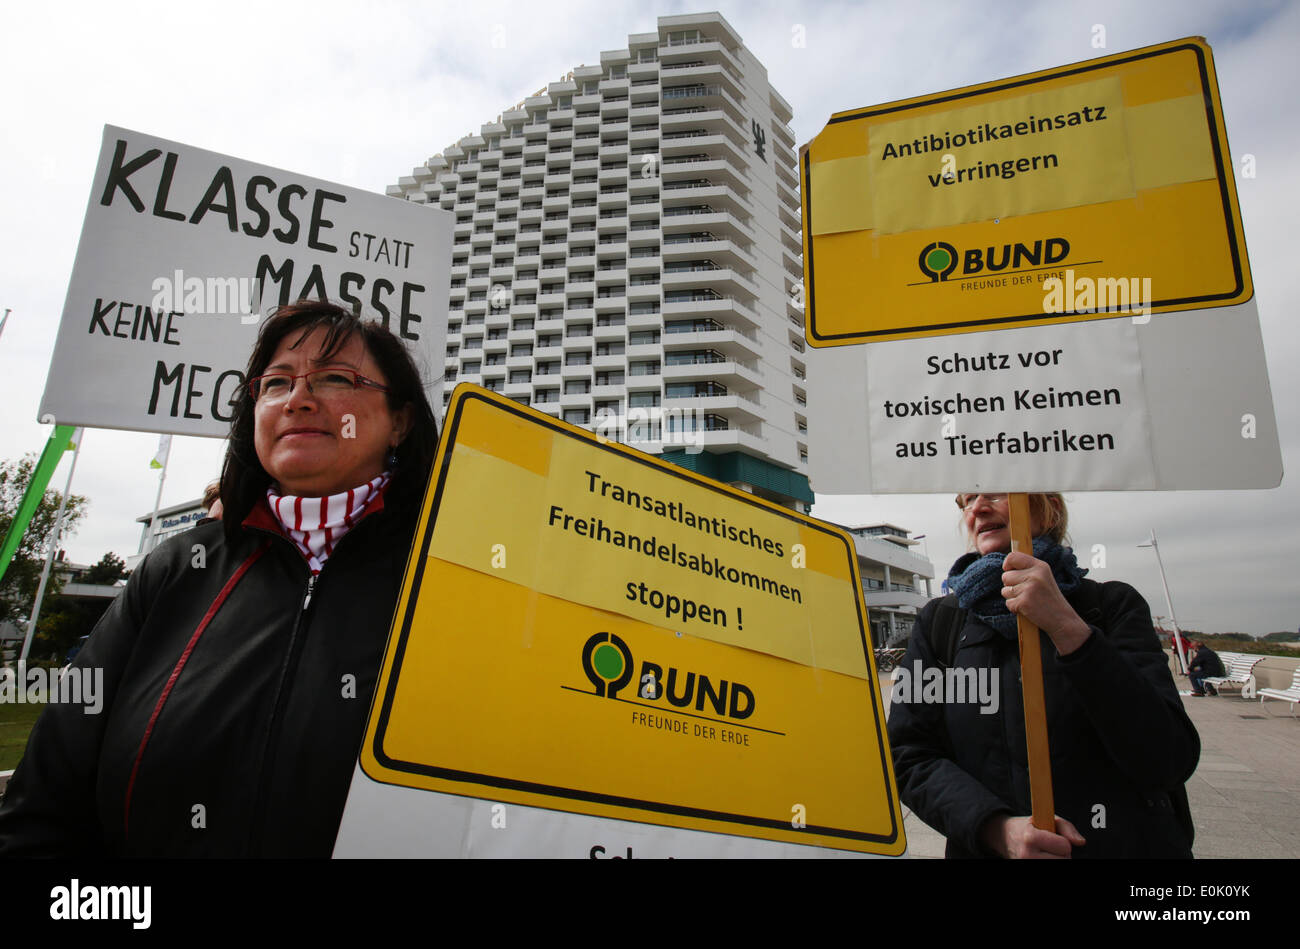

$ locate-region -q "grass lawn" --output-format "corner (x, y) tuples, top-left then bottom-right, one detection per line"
(1198, 636), (1292, 657)
(0, 702), (45, 771)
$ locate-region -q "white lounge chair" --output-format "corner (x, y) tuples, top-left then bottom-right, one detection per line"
(1259, 667), (1300, 715)
(1204, 653), (1265, 699)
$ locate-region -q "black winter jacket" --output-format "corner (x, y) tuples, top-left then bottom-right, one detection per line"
(887, 569), (1199, 858)
(0, 494), (415, 857)
(1189, 646), (1225, 679)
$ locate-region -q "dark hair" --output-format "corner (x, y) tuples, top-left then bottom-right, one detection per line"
(202, 480), (222, 511)
(219, 299), (438, 542)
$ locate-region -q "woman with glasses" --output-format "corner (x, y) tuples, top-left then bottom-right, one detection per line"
(0, 300), (438, 856)
(886, 492), (1199, 858)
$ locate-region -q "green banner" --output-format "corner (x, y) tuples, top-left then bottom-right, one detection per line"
(0, 425), (76, 587)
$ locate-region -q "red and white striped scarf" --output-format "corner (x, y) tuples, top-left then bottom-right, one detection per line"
(266, 472), (390, 575)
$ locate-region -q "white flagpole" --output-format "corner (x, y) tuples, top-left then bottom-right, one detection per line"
(0, 308), (10, 342)
(21, 429), (84, 664)
(1140, 529), (1187, 675)
(145, 437), (172, 554)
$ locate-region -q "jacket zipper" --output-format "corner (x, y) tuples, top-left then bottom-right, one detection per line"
(244, 513), (386, 854)
(246, 571), (317, 855)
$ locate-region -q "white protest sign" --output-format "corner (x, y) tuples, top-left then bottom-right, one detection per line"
(39, 125), (453, 436)
(806, 300), (1282, 493)
(333, 764), (874, 858)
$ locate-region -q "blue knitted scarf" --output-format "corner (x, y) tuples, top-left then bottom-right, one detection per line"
(946, 537), (1088, 634)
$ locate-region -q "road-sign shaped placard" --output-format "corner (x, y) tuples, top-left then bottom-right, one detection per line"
(352, 385), (905, 856)
(800, 38), (1251, 346)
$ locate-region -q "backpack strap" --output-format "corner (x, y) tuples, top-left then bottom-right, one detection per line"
(925, 594), (966, 669)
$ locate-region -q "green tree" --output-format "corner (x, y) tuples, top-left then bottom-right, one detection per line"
(0, 454), (88, 630)
(30, 551), (131, 660)
(81, 551), (130, 585)
(35, 598), (114, 661)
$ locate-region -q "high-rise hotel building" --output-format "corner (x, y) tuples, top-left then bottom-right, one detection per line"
(388, 12), (812, 511)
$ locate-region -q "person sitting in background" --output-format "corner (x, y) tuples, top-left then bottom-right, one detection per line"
(1188, 641), (1224, 696)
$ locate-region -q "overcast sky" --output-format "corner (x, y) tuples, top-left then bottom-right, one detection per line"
(1, 0), (1295, 635)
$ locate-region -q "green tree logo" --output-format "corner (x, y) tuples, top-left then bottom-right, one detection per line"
(918, 241), (958, 282)
(581, 632), (634, 698)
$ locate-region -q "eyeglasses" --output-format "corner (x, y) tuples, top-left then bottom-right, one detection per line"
(957, 492), (1007, 511)
(248, 368), (389, 403)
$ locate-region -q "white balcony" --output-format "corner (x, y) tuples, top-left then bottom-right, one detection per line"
(662, 391), (762, 423)
(661, 234), (755, 266)
(848, 533), (936, 577)
(862, 590), (932, 610)
(661, 267), (754, 299)
(662, 296), (758, 331)
(662, 358), (761, 387)
(626, 309), (662, 328)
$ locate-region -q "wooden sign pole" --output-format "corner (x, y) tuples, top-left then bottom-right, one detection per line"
(1007, 492), (1055, 832)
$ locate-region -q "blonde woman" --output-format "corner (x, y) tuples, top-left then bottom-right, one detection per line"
(887, 492), (1199, 858)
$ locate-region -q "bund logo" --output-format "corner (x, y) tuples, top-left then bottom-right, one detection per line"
(918, 241), (958, 282)
(582, 632), (634, 698)
(918, 237), (1071, 282)
(578, 632), (756, 719)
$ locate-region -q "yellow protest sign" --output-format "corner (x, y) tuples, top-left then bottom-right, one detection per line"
(360, 386), (905, 855)
(801, 37), (1251, 346)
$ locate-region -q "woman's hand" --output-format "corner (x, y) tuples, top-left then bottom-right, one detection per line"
(1001, 550), (1093, 655)
(982, 814), (1087, 858)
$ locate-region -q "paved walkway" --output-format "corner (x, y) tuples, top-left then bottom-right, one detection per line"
(891, 686), (1300, 858)
(4, 688), (1295, 859)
